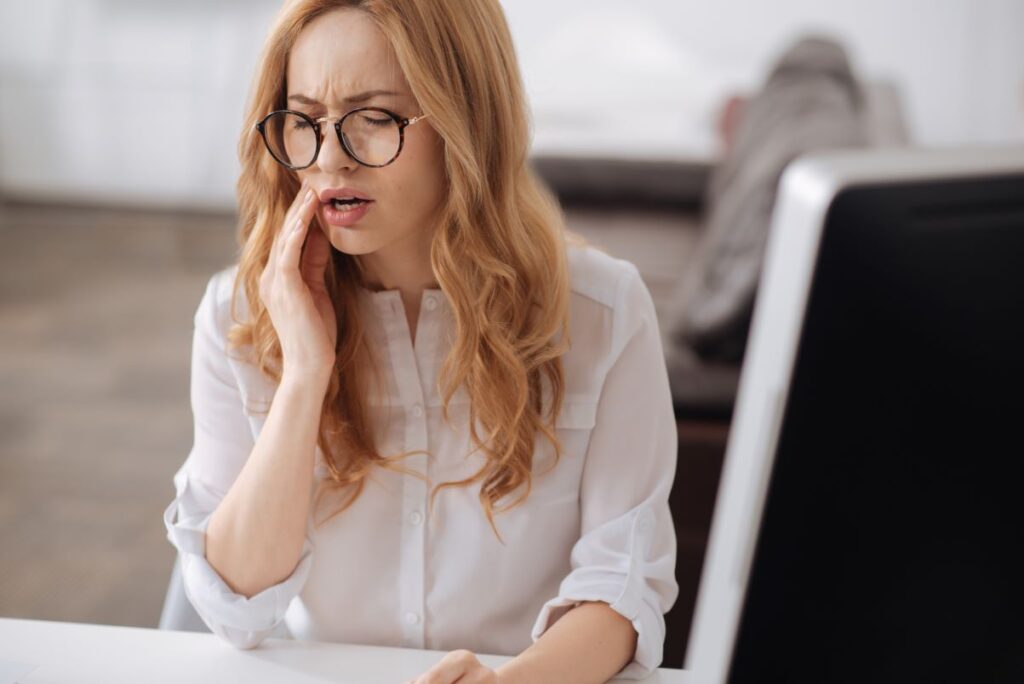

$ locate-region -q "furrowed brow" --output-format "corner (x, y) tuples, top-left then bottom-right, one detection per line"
(287, 89), (401, 106)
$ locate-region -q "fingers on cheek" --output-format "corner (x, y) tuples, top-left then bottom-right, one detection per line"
(282, 223), (307, 270)
(288, 218), (305, 245)
(276, 231), (294, 272)
(278, 223), (296, 257)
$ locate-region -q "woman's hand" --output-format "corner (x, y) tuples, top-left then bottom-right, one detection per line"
(259, 179), (338, 382)
(404, 650), (500, 684)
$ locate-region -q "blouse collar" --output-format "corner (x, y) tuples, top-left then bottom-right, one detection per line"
(356, 285), (447, 315)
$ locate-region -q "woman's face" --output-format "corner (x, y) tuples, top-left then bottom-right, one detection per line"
(286, 8), (444, 261)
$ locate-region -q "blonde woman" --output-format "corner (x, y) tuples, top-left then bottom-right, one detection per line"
(163, 1), (678, 681)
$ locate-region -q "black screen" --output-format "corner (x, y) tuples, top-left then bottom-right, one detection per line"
(728, 175), (1024, 684)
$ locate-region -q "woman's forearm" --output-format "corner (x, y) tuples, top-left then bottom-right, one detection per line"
(205, 373), (329, 598)
(495, 601), (639, 684)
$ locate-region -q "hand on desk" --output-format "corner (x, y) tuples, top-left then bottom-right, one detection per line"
(404, 649), (499, 684)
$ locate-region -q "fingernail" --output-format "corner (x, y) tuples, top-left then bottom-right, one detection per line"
(304, 189), (314, 204)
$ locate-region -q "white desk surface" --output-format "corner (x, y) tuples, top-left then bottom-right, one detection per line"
(0, 618), (690, 683)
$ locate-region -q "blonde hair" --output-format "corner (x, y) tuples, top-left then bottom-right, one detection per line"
(228, 0), (586, 544)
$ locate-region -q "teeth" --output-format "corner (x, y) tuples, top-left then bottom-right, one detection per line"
(331, 197), (366, 212)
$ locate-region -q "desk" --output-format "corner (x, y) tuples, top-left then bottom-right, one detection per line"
(0, 618), (690, 683)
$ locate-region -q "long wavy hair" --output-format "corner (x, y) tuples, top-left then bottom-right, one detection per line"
(226, 0), (585, 543)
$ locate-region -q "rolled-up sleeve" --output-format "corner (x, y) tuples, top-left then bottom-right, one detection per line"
(162, 270), (313, 649)
(530, 264), (680, 679)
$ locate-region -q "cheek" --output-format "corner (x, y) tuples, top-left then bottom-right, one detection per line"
(388, 136), (445, 211)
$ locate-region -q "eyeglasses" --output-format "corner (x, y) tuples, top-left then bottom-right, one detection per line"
(254, 107), (430, 170)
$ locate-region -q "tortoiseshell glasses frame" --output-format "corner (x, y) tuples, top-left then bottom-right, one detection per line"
(254, 106), (430, 169)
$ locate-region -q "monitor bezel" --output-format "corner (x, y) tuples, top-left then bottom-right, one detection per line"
(682, 144), (1024, 682)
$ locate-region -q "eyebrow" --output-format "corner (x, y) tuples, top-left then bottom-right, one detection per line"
(287, 90), (401, 106)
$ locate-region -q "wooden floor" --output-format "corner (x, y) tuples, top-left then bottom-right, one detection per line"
(0, 198), (725, 667)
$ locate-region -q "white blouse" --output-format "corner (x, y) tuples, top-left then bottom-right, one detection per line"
(163, 243), (679, 679)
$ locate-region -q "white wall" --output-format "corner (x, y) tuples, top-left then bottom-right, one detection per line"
(0, 0), (280, 210)
(1, 0), (1021, 210)
(508, 0), (1024, 158)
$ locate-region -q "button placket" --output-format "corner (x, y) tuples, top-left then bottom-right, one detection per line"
(380, 290), (430, 650)
(414, 291), (445, 415)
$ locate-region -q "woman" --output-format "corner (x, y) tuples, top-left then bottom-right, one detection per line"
(163, 1), (678, 681)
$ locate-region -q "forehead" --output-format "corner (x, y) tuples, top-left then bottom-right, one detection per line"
(286, 8), (405, 102)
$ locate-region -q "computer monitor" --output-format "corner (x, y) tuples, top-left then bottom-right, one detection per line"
(684, 145), (1024, 683)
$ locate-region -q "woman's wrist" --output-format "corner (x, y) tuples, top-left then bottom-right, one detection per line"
(280, 367), (332, 397)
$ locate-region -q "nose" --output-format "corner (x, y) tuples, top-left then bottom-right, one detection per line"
(315, 122), (358, 173)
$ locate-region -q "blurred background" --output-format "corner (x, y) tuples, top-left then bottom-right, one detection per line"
(1, 0), (1021, 670)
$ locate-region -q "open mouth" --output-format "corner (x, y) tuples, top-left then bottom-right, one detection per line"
(320, 196), (375, 226)
(329, 197), (372, 213)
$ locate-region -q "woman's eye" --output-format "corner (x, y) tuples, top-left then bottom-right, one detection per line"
(360, 116), (391, 127)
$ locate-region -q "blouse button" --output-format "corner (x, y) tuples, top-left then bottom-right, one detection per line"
(409, 511), (423, 526)
(405, 612), (421, 625)
(424, 296), (437, 311)
(412, 403), (424, 418)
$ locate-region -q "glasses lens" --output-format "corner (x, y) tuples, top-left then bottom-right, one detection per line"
(262, 112), (317, 168)
(341, 110), (401, 166)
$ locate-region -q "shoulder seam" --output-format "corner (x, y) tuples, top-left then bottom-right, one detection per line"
(608, 261), (642, 359)
(567, 244), (637, 310)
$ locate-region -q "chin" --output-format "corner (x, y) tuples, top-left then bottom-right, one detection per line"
(325, 227), (383, 256)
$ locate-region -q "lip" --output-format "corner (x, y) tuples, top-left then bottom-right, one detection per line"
(318, 186), (374, 203)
